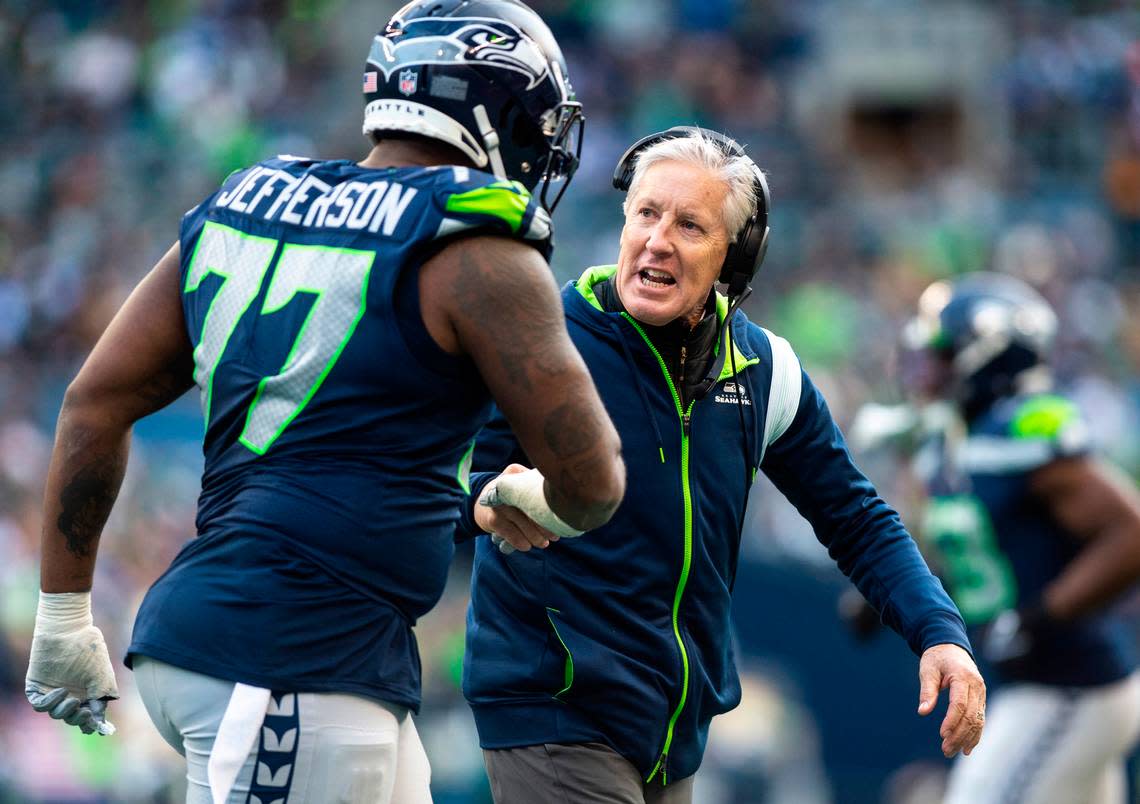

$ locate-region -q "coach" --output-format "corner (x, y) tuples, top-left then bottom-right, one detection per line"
(457, 128), (985, 803)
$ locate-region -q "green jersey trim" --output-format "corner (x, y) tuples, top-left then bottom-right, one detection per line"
(1010, 395), (1079, 441)
(444, 180), (531, 233)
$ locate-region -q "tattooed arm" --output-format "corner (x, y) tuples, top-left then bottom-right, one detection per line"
(27, 242), (192, 734)
(419, 235), (624, 531)
(41, 243), (194, 592)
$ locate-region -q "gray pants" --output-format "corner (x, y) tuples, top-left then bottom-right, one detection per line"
(133, 656), (432, 803)
(484, 743), (694, 804)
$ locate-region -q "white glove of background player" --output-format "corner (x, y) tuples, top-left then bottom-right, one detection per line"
(26, 592), (119, 735)
(476, 464), (580, 554)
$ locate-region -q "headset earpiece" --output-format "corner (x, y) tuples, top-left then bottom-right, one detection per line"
(613, 126), (770, 296)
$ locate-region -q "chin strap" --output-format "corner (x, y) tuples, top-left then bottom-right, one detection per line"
(472, 104), (507, 180)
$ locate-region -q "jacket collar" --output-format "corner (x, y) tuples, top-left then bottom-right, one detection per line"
(571, 265), (758, 382)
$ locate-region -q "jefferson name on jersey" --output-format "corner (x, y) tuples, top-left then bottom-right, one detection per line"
(214, 161), (418, 235)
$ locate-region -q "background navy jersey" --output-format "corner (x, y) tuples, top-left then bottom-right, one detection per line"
(127, 156), (553, 710)
(917, 392), (1136, 687)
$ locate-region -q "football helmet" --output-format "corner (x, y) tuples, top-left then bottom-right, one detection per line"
(904, 272), (1057, 418)
(363, 0), (584, 211)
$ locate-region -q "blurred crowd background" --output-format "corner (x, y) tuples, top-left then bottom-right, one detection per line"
(1, 0), (1139, 801)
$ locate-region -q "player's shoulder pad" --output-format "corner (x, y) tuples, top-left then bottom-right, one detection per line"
(430, 166), (552, 255)
(210, 161), (262, 203)
(267, 153), (321, 167)
(183, 160), (259, 225)
(1008, 393), (1082, 441)
(1007, 392), (1091, 459)
(215, 155), (320, 192)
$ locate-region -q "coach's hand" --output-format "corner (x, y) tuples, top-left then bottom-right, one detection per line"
(917, 643), (986, 758)
(476, 464), (558, 554)
(25, 592), (118, 736)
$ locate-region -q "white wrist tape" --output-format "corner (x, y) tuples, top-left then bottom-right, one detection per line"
(479, 468), (584, 539)
(28, 590), (119, 719)
(35, 592), (94, 634)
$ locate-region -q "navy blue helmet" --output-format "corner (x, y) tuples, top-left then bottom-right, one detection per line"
(363, 0), (583, 211)
(904, 272), (1058, 417)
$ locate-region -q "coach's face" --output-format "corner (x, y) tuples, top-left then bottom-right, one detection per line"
(616, 160), (731, 328)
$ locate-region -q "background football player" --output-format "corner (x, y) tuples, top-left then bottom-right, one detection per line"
(856, 272), (1140, 804)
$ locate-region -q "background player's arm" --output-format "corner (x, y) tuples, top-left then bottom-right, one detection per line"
(41, 243), (195, 592)
(1030, 455), (1140, 620)
(419, 235), (624, 531)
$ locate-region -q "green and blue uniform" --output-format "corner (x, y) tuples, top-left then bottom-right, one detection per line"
(127, 156), (551, 712)
(917, 392), (1136, 687)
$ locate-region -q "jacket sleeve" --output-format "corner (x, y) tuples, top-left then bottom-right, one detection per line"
(760, 368), (972, 658)
(455, 407), (532, 542)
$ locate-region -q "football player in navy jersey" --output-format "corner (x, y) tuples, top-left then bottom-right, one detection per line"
(888, 273), (1140, 803)
(23, 2), (624, 802)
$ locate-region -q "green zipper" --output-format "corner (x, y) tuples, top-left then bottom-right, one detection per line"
(622, 313), (693, 786)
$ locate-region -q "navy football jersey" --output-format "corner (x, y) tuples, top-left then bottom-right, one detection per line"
(916, 393), (1135, 687)
(127, 156), (553, 710)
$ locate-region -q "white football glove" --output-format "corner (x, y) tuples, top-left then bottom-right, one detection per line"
(25, 592), (119, 735)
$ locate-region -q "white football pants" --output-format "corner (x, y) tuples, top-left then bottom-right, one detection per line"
(133, 656), (432, 804)
(944, 671), (1140, 804)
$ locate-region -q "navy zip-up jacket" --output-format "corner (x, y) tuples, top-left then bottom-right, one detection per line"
(458, 265), (970, 785)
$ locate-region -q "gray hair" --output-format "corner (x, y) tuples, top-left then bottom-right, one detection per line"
(622, 131), (759, 241)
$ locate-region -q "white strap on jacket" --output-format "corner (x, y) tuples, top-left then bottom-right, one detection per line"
(758, 328), (803, 466)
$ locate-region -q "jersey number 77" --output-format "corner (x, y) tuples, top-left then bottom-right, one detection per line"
(184, 221), (375, 455)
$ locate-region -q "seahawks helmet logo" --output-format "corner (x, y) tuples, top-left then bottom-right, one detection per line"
(368, 18), (553, 92)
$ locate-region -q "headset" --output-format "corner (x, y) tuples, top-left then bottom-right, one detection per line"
(612, 125), (770, 299)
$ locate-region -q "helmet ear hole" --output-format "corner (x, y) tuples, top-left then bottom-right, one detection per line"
(510, 109), (540, 149)
(497, 100), (540, 150)
(488, 99), (548, 189)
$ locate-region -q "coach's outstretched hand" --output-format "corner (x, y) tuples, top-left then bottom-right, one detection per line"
(917, 643), (986, 758)
(25, 592), (118, 735)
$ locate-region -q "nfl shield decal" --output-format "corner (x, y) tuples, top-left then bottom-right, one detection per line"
(398, 69), (418, 96)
